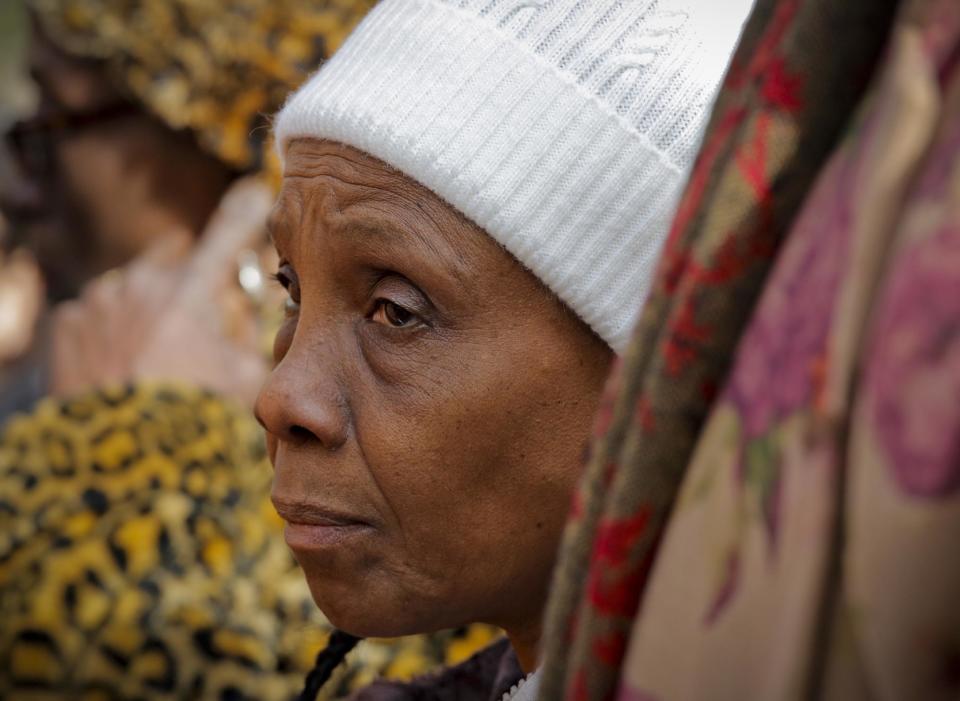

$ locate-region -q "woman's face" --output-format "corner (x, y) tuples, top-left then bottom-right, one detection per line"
(255, 139), (612, 639)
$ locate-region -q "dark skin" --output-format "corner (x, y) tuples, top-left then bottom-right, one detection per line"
(255, 140), (613, 672)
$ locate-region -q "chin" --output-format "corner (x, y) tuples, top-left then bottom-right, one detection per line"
(302, 568), (453, 639)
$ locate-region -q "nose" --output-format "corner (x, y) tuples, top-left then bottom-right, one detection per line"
(254, 336), (350, 451)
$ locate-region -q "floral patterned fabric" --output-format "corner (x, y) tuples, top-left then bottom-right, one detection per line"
(537, 0), (907, 699)
(619, 1), (960, 697)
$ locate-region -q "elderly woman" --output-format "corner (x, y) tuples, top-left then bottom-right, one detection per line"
(257, 0), (754, 698)
(0, 1), (508, 698)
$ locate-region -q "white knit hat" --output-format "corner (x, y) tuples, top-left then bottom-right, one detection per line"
(275, 0), (753, 351)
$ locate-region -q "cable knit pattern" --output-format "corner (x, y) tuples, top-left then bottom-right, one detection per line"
(275, 0), (753, 350)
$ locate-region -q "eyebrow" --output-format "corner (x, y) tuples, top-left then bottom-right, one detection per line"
(266, 189), (304, 252)
(340, 199), (443, 253)
(265, 212), (281, 247)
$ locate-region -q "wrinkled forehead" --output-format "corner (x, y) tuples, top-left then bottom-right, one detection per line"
(267, 140), (490, 279)
(267, 150), (356, 244)
(282, 139), (414, 198)
(269, 139), (412, 233)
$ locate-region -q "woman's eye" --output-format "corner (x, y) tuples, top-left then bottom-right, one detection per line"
(273, 265), (300, 316)
(371, 300), (418, 328)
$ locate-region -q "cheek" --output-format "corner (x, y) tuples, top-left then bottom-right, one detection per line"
(354, 350), (579, 565)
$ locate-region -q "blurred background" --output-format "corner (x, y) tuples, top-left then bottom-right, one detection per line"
(0, 1), (35, 128)
(1, 0), (42, 417)
(0, 0), (291, 420)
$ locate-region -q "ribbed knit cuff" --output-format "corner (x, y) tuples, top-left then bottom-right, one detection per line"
(275, 0), (689, 351)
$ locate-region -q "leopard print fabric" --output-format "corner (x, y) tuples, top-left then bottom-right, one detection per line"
(0, 384), (499, 700)
(29, 0), (379, 170)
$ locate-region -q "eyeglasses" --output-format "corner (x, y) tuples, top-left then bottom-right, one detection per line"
(5, 101), (139, 179)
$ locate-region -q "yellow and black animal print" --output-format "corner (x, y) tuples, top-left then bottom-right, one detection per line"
(0, 384), (499, 700)
(28, 0), (378, 171)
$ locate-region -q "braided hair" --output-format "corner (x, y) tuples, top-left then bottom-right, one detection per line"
(298, 629), (362, 701)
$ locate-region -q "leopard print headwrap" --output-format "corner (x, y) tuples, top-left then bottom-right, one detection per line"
(29, 0), (377, 170)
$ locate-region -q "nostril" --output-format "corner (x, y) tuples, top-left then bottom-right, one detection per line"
(289, 424), (314, 442)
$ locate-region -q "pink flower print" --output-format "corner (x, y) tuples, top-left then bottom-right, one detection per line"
(865, 223), (960, 497)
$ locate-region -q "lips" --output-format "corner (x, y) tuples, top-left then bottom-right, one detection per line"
(272, 497), (367, 527)
(272, 496), (374, 550)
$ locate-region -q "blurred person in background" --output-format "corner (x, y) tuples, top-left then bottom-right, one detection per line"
(0, 0), (47, 419)
(0, 0), (500, 698)
(0, 0), (238, 419)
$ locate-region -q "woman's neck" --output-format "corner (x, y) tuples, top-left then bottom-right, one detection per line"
(506, 621), (541, 673)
